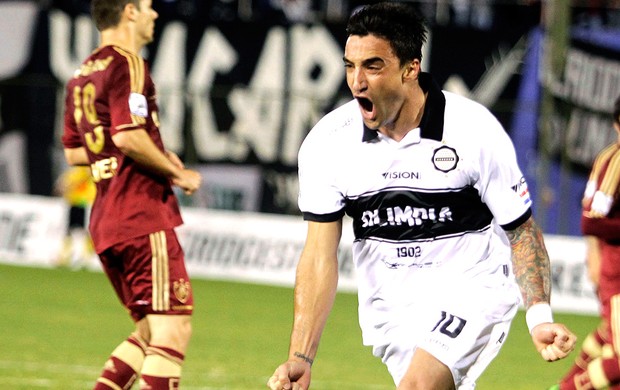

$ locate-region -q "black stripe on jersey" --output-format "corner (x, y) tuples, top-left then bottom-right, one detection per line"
(303, 209), (346, 222)
(500, 208), (532, 231)
(344, 186), (493, 241)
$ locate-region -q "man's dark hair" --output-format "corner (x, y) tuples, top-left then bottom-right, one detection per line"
(91, 0), (140, 31)
(346, 2), (428, 66)
(614, 95), (620, 125)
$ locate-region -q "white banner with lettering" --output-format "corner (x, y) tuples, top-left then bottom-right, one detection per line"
(0, 193), (68, 266)
(177, 208), (357, 290)
(0, 194), (599, 315)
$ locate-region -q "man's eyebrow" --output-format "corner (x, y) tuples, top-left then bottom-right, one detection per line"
(362, 57), (383, 66)
(342, 56), (384, 65)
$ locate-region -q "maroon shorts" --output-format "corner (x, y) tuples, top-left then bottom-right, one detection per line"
(98, 229), (193, 322)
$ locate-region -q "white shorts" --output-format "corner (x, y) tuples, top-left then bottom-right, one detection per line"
(369, 277), (519, 389)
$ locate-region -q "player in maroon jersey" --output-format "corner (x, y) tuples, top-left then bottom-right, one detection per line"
(552, 96), (620, 390)
(61, 1), (201, 389)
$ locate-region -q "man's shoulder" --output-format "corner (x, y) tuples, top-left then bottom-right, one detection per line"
(443, 90), (491, 116)
(312, 99), (361, 136)
(71, 46), (137, 81)
(442, 91), (504, 136)
(300, 99), (361, 156)
(97, 45), (142, 60)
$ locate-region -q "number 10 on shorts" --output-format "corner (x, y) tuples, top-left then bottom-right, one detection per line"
(431, 311), (467, 338)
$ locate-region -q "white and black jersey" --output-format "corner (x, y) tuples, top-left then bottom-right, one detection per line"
(298, 73), (530, 384)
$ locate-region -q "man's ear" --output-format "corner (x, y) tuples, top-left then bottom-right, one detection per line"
(402, 59), (421, 81)
(123, 2), (138, 21)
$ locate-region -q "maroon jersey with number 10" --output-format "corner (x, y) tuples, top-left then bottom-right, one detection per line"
(62, 45), (183, 254)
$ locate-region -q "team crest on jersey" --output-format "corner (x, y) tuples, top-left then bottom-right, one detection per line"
(173, 278), (191, 303)
(432, 146), (459, 172)
(128, 92), (148, 117)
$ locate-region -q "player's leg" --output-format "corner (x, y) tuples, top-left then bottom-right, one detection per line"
(93, 329), (149, 389)
(561, 295), (620, 390)
(398, 348), (455, 390)
(378, 273), (517, 390)
(139, 314), (192, 389)
(137, 230), (194, 390)
(558, 243), (620, 390)
(557, 321), (608, 387)
(57, 206), (85, 267)
(380, 304), (513, 390)
(93, 251), (151, 390)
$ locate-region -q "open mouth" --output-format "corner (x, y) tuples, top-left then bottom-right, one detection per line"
(356, 97), (373, 113)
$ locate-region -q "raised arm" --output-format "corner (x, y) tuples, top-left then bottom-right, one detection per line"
(268, 219), (343, 390)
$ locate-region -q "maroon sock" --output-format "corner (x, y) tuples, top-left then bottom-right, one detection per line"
(561, 354), (620, 390)
(560, 329), (608, 388)
(139, 376), (180, 390)
(93, 356), (139, 390)
(601, 355), (620, 386)
(93, 335), (147, 390)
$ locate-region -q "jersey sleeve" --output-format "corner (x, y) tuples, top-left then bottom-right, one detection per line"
(475, 115), (532, 229)
(107, 53), (148, 135)
(297, 123), (346, 222)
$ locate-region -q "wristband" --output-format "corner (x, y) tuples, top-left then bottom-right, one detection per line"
(526, 303), (553, 334)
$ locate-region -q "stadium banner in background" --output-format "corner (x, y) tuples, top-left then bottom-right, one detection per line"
(0, 193), (68, 266)
(177, 208), (356, 290)
(186, 164), (263, 211)
(542, 36), (620, 172)
(512, 27), (620, 236)
(0, 3), (537, 215)
(0, 193), (598, 315)
(1, 3), (619, 234)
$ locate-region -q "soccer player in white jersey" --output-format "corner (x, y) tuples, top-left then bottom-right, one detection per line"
(267, 2), (577, 390)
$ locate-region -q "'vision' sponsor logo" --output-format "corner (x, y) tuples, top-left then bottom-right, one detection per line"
(382, 171), (421, 180)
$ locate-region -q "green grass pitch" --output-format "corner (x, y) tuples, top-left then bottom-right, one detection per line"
(0, 263), (598, 389)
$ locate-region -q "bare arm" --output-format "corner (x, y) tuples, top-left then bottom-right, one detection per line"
(112, 129), (201, 194)
(63, 147), (90, 166)
(505, 215), (577, 361)
(268, 219), (342, 390)
(505, 216), (551, 309)
(584, 235), (601, 289)
(289, 219), (342, 361)
(112, 129), (182, 178)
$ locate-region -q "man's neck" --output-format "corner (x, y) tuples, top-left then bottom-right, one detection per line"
(378, 88), (427, 142)
(99, 27), (141, 54)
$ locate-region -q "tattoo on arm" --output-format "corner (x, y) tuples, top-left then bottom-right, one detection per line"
(293, 352), (314, 366)
(505, 217), (551, 309)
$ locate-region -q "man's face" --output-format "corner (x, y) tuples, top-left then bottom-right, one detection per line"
(135, 0), (158, 45)
(343, 34), (410, 130)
